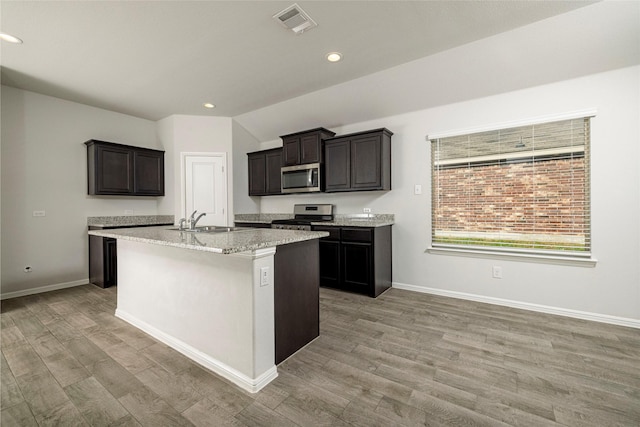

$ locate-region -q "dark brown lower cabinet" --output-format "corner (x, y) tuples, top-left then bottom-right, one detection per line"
(89, 234), (118, 288)
(273, 239), (319, 364)
(342, 241), (372, 292)
(317, 227), (341, 288)
(313, 225), (392, 298)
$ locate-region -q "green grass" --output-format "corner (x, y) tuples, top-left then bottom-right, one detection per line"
(432, 236), (588, 252)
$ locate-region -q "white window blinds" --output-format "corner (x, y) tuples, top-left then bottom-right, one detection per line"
(430, 116), (591, 257)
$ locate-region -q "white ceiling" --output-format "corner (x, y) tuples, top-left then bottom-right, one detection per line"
(1, 0), (600, 125)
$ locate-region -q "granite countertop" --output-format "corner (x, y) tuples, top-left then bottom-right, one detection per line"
(88, 215), (175, 228)
(235, 213), (394, 228)
(88, 226), (329, 255)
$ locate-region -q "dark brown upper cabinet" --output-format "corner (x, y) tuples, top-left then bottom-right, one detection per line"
(85, 140), (165, 196)
(247, 148), (283, 196)
(324, 128), (393, 192)
(281, 128), (336, 166)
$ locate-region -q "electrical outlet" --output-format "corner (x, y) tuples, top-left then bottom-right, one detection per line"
(33, 210), (46, 217)
(363, 208), (372, 213)
(124, 210), (134, 215)
(492, 266), (503, 279)
(260, 266), (269, 286)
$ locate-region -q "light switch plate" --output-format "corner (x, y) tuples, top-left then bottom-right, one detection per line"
(414, 184), (422, 195)
(33, 210), (46, 217)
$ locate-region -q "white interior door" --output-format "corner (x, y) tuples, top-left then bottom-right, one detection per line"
(184, 154), (227, 226)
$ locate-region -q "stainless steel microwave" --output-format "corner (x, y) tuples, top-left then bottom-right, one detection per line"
(281, 163), (322, 193)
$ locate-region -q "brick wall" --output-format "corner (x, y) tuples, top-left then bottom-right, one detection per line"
(433, 157), (587, 237)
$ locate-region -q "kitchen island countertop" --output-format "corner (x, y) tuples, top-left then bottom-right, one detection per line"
(88, 226), (328, 254)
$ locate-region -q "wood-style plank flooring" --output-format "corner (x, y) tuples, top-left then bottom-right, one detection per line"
(1, 284), (639, 426)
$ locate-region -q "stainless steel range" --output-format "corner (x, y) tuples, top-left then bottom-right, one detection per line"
(271, 204), (334, 230)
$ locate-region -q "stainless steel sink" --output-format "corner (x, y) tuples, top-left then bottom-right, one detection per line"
(167, 226), (241, 233)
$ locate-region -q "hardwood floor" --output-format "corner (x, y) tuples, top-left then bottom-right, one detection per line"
(2, 284), (639, 426)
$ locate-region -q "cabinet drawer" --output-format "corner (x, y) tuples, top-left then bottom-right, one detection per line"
(313, 226), (340, 241)
(341, 228), (373, 243)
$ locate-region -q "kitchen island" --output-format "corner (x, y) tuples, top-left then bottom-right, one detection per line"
(88, 226), (328, 393)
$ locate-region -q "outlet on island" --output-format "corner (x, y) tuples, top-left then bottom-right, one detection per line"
(260, 266), (270, 286)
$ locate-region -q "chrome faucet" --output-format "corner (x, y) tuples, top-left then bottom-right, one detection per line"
(189, 210), (207, 230)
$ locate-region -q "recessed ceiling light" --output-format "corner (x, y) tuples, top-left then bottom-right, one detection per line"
(203, 103), (215, 109)
(0, 32), (23, 44)
(326, 52), (342, 63)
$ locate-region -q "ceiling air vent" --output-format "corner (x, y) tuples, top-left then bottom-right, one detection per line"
(273, 3), (317, 35)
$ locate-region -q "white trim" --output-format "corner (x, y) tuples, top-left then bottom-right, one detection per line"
(116, 308), (278, 393)
(427, 246), (597, 267)
(392, 282), (640, 330)
(426, 108), (597, 141)
(1, 279), (88, 300)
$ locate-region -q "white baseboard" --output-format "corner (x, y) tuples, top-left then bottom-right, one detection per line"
(392, 282), (640, 330)
(115, 309), (278, 393)
(1, 279), (88, 300)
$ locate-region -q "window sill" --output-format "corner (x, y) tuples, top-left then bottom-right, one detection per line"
(426, 246), (597, 267)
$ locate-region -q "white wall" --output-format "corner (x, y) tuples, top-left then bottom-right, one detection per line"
(1, 86), (160, 295)
(1, 91), (238, 296)
(255, 66), (640, 322)
(156, 115), (234, 223)
(232, 120), (261, 215)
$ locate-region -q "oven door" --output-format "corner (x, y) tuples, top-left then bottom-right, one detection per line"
(281, 163), (321, 193)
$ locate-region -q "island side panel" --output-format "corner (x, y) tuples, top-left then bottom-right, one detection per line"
(274, 239), (320, 364)
(114, 239), (276, 391)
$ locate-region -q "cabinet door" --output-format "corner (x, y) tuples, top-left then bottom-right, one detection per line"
(95, 144), (133, 194)
(282, 137), (300, 166)
(104, 238), (118, 287)
(248, 153), (267, 196)
(351, 134), (382, 190)
(134, 150), (164, 195)
(342, 242), (372, 294)
(300, 134), (321, 164)
(265, 150), (283, 194)
(318, 240), (341, 288)
(324, 140), (351, 192)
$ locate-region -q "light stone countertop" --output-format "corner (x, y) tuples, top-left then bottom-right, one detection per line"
(235, 213), (394, 228)
(234, 214), (293, 223)
(88, 226), (329, 255)
(88, 215), (175, 228)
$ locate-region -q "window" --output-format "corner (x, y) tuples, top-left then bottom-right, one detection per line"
(430, 115), (592, 258)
